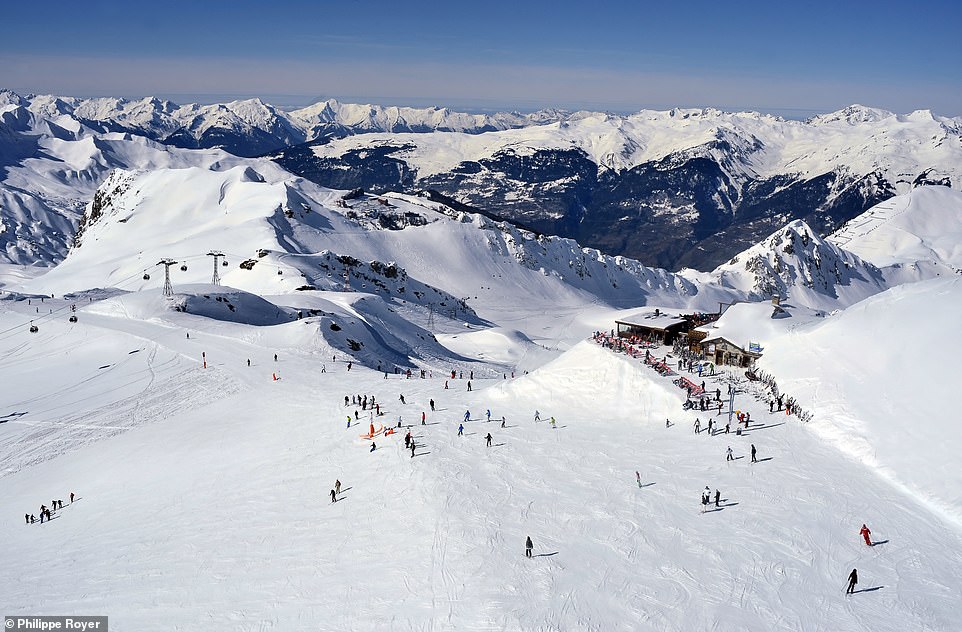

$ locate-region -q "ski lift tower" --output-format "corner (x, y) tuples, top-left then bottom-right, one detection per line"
(157, 259), (178, 297)
(207, 251), (224, 285)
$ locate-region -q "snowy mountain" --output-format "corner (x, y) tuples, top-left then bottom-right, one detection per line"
(276, 105), (962, 271)
(706, 219), (889, 308)
(3, 90), (549, 158)
(0, 97), (250, 265)
(37, 163), (742, 320)
(5, 90), (962, 274)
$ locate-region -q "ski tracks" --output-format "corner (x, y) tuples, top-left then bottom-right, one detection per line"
(0, 364), (239, 477)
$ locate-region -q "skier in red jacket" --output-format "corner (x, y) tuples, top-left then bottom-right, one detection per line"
(860, 524), (872, 546)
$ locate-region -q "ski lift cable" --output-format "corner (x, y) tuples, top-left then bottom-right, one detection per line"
(0, 301), (77, 341)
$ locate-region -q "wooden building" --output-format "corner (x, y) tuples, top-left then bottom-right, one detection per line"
(615, 310), (691, 345)
(696, 336), (762, 368)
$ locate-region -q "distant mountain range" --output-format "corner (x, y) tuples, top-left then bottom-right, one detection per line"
(273, 105), (962, 271)
(0, 89), (556, 156)
(2, 90), (961, 271)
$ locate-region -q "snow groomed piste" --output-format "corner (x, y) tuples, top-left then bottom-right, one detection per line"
(2, 278), (961, 630)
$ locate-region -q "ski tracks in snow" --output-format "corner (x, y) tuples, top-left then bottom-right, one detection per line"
(0, 363), (239, 476)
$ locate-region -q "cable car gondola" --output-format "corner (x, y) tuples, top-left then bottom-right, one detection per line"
(277, 270), (283, 275)
(143, 273), (151, 280)
(69, 315), (78, 323)
(222, 260), (229, 267)
(29, 323), (38, 333)
(180, 265), (188, 271)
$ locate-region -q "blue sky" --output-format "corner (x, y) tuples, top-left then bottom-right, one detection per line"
(2, 0), (960, 116)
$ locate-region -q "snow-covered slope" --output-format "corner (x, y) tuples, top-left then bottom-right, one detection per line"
(0, 100), (250, 265)
(1, 291), (960, 630)
(830, 185), (962, 273)
(760, 275), (962, 523)
(14, 164), (748, 361)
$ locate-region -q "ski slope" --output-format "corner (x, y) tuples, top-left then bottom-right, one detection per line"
(0, 151), (960, 629)
(1, 283), (961, 631)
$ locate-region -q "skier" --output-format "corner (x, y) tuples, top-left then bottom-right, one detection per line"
(846, 568), (858, 594)
(399, 394), (406, 404)
(40, 505), (46, 523)
(726, 446), (734, 461)
(247, 359), (251, 367)
(344, 396), (349, 407)
(534, 410), (541, 422)
(335, 480), (341, 495)
(404, 432), (411, 448)
(707, 419), (713, 434)
(464, 410), (470, 423)
(636, 471), (642, 488)
(370, 442), (376, 452)
(430, 399), (435, 412)
(701, 489), (709, 513)
(751, 444), (757, 463)
(694, 418), (700, 434)
(501, 417), (506, 428)
(347, 416), (352, 429)
(421, 411), (426, 425)
(486, 432), (493, 447)
(410, 441), (416, 458)
(330, 489), (337, 503)
(550, 417), (557, 429)
(714, 489), (721, 508)
(467, 381), (472, 392)
(486, 409), (491, 422)
(860, 524), (872, 546)
(274, 354), (278, 362)
(444, 380), (449, 390)
(666, 418), (670, 428)
(458, 424), (464, 436)
(24, 513), (29, 525)
(525, 536), (533, 558)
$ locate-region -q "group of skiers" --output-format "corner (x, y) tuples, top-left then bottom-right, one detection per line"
(330, 479), (342, 503)
(596, 335), (884, 595)
(25, 492), (75, 525)
(701, 486), (722, 511)
(332, 341), (883, 592)
(843, 526), (877, 594)
(333, 370), (566, 560)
